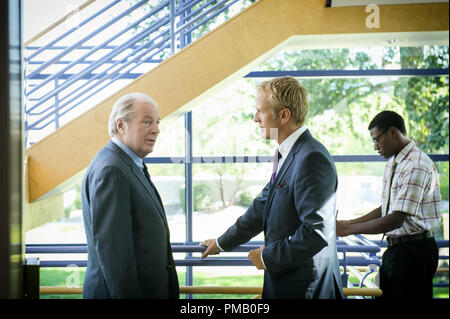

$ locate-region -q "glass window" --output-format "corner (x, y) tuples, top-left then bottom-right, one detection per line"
(192, 79), (277, 157)
(150, 163), (186, 242)
(192, 163), (270, 242)
(190, 267), (264, 299)
(148, 114), (185, 158)
(25, 36), (449, 299)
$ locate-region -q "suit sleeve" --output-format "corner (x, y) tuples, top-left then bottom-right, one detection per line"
(217, 182), (270, 251)
(89, 165), (143, 298)
(262, 151), (337, 277)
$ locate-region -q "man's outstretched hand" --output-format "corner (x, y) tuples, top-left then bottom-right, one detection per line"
(200, 239), (220, 259)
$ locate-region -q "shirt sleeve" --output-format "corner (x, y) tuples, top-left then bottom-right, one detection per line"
(391, 165), (430, 217)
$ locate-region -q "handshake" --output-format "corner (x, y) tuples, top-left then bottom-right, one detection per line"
(200, 239), (265, 270)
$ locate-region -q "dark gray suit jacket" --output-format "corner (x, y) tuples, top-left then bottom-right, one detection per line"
(82, 140), (179, 298)
(218, 130), (343, 299)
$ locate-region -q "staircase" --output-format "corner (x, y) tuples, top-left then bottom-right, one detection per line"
(24, 0), (256, 202)
(24, 0), (449, 203)
(24, 0), (254, 147)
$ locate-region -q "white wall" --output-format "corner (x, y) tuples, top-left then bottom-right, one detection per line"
(23, 0), (86, 43)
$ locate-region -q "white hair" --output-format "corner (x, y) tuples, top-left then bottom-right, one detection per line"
(108, 92), (157, 137)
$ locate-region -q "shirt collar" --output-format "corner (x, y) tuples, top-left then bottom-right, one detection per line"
(394, 140), (415, 165)
(278, 126), (308, 159)
(111, 137), (144, 169)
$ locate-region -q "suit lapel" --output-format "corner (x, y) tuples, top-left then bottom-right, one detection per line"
(106, 141), (170, 231)
(263, 130), (312, 227)
(132, 164), (170, 230)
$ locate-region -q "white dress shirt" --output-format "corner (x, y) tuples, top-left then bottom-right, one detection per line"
(111, 137), (145, 172)
(276, 126), (308, 174)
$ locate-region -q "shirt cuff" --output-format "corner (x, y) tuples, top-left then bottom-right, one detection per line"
(260, 248), (267, 270)
(216, 239), (224, 252)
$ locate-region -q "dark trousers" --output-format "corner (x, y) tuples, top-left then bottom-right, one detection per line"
(378, 237), (438, 299)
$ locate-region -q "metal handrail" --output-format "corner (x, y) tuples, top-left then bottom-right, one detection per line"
(26, 239), (382, 269)
(26, 0), (146, 80)
(26, 241), (381, 254)
(50, 39), (170, 117)
(26, 0), (160, 103)
(175, 0), (236, 35)
(24, 0), (96, 47)
(29, 257), (383, 268)
(25, 0), (121, 62)
(27, 16), (171, 119)
(28, 237), (449, 296)
(39, 286), (383, 297)
(28, 40), (170, 130)
(24, 0), (248, 146)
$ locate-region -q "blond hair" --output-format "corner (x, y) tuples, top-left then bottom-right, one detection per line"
(258, 76), (308, 126)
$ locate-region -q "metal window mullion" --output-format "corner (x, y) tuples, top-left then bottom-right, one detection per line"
(184, 111), (193, 299)
(181, 7), (193, 298)
(169, 0), (176, 54)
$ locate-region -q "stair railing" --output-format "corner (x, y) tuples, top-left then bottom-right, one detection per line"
(24, 0), (249, 147)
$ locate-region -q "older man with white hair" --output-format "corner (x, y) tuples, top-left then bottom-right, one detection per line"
(82, 92), (179, 299)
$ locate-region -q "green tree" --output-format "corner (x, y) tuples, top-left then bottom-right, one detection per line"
(257, 46), (449, 155)
(384, 46), (449, 153)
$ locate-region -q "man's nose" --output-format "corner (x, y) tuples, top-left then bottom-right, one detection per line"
(152, 124), (160, 135)
(253, 112), (259, 122)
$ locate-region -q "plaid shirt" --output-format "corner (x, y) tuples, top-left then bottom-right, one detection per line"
(382, 141), (441, 236)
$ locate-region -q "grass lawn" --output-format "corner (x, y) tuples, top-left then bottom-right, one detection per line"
(39, 268), (449, 299)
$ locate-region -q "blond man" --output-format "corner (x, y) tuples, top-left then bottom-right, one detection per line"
(201, 77), (343, 299)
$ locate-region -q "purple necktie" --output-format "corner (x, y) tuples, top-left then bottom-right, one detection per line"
(270, 148), (281, 184)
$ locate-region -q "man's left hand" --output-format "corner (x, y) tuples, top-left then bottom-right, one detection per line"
(248, 246), (265, 270)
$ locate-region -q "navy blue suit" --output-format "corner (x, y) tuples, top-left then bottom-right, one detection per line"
(218, 130), (343, 298)
(82, 141), (179, 298)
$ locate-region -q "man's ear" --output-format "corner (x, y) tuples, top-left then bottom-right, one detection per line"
(116, 118), (126, 135)
(280, 108), (291, 124)
(389, 126), (400, 139)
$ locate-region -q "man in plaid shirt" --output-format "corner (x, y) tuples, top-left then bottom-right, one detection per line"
(336, 110), (441, 299)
